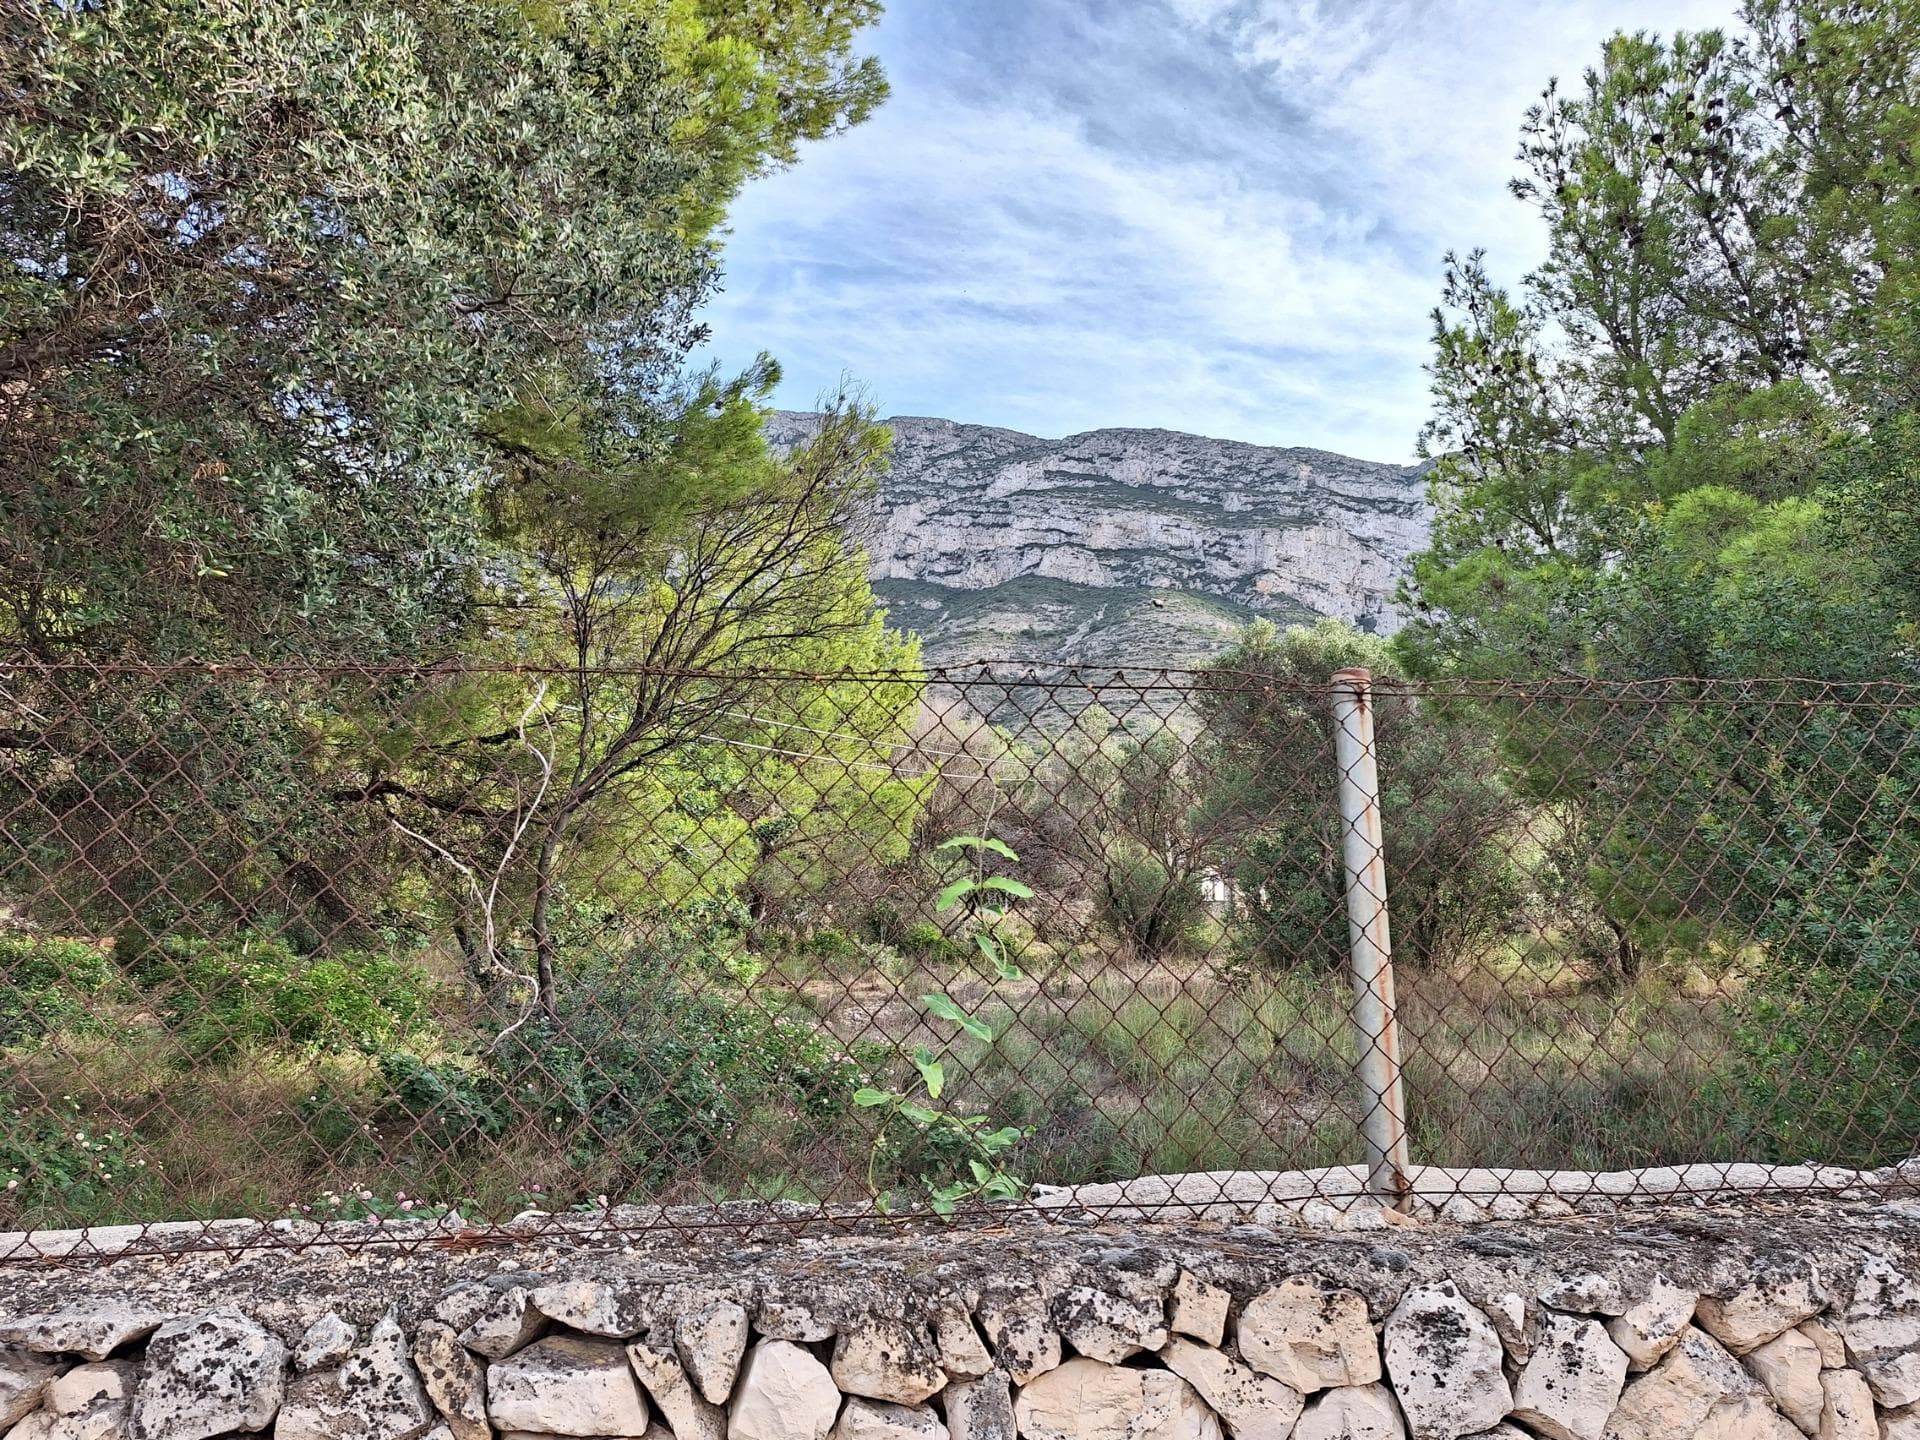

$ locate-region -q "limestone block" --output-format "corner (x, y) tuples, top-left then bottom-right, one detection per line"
(1292, 1384), (1407, 1440)
(729, 1340), (842, 1440)
(930, 1307), (994, 1381)
(942, 1373), (1014, 1440)
(1168, 1274), (1232, 1349)
(675, 1301), (749, 1407)
(1539, 1273), (1627, 1317)
(486, 1336), (649, 1437)
(292, 1313), (355, 1373)
(1012, 1359), (1217, 1440)
(1691, 1395), (1800, 1440)
(1742, 1327), (1823, 1434)
(1237, 1277), (1380, 1393)
(1383, 1283), (1510, 1440)
(128, 1307), (286, 1440)
(1159, 1336), (1305, 1440)
(830, 1397), (950, 1440)
(1795, 1320), (1845, 1369)
(275, 1314), (433, 1440)
(833, 1319), (947, 1406)
(460, 1286), (546, 1361)
(412, 1320), (489, 1440)
(532, 1280), (655, 1341)
(1695, 1267), (1826, 1355)
(626, 1335), (724, 1440)
(0, 1305), (173, 1363)
(1815, 1368), (1874, 1440)
(15, 1360), (137, 1440)
(1508, 1310), (1629, 1440)
(974, 1300), (1061, 1386)
(1054, 1286), (1169, 1364)
(1601, 1325), (1759, 1440)
(1881, 1402), (1920, 1440)
(0, 1348), (64, 1428)
(1603, 1276), (1697, 1371)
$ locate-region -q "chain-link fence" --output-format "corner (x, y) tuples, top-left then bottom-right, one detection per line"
(2, 659), (1917, 1255)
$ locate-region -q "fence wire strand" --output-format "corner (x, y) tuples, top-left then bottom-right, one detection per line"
(2, 660), (1917, 1258)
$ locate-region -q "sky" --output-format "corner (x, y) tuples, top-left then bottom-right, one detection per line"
(696, 0), (1740, 464)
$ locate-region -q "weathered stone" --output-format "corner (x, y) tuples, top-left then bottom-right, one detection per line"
(1460, 1429), (1531, 1440)
(1460, 1286), (1529, 1367)
(0, 1304), (173, 1363)
(532, 1280), (654, 1340)
(1834, 1255), (1920, 1408)
(1141, 1371), (1222, 1440)
(1742, 1327), (1823, 1433)
(729, 1340), (842, 1440)
(458, 1285), (546, 1361)
(412, 1321), (489, 1440)
(13, 1360), (139, 1440)
(1795, 1320), (1845, 1370)
(1054, 1286), (1169, 1364)
(1383, 1283), (1509, 1440)
(487, 1336), (649, 1437)
(293, 1313), (355, 1373)
(1601, 1325), (1759, 1440)
(1694, 1266), (1826, 1355)
(275, 1313), (434, 1440)
(674, 1301), (748, 1407)
(431, 1284), (493, 1335)
(128, 1307), (287, 1440)
(1883, 1402), (1920, 1440)
(1603, 1276), (1696, 1371)
(1508, 1310), (1628, 1440)
(974, 1299), (1061, 1385)
(831, 1397), (950, 1440)
(1168, 1274), (1231, 1348)
(1159, 1335), (1305, 1440)
(941, 1373), (1014, 1440)
(1237, 1276), (1380, 1394)
(1815, 1368), (1874, 1440)
(1012, 1359), (1217, 1440)
(930, 1307), (994, 1381)
(0, 1347), (64, 1428)
(626, 1335), (724, 1440)
(1691, 1396), (1800, 1440)
(1292, 1384), (1406, 1440)
(754, 1280), (836, 1343)
(1539, 1273), (1626, 1317)
(833, 1319), (948, 1406)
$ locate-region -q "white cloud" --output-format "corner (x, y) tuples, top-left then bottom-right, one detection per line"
(698, 0), (1742, 461)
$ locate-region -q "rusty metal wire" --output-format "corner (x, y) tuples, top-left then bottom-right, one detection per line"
(2, 660), (1917, 1258)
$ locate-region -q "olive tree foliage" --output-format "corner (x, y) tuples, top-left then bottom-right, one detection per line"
(0, 0), (890, 662)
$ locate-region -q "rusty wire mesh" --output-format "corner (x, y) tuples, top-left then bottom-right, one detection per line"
(2, 659), (1917, 1256)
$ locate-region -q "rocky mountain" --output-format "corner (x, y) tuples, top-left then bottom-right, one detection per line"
(767, 412), (1432, 671)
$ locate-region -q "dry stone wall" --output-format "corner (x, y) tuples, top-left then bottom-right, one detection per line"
(4, 1200), (1920, 1440)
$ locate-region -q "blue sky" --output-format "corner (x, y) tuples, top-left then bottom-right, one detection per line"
(697, 0), (1738, 463)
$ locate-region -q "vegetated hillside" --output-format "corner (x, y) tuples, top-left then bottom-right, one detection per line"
(767, 412), (1431, 671)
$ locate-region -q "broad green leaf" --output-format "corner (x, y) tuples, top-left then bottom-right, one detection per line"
(935, 877), (977, 912)
(935, 835), (1019, 861)
(852, 1087), (895, 1108)
(913, 1053), (946, 1099)
(899, 1101), (942, 1125)
(979, 876), (1035, 900)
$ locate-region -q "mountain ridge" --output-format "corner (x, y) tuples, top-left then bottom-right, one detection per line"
(766, 410), (1432, 670)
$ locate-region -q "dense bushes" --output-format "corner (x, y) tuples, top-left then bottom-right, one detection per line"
(0, 932), (114, 1048)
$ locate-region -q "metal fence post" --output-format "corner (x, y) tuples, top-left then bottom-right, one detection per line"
(1330, 666), (1413, 1208)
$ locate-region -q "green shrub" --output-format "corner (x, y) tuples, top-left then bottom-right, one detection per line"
(899, 919), (964, 965)
(384, 949), (860, 1191)
(1099, 848), (1204, 958)
(1, 1095), (150, 1222)
(0, 932), (116, 1049)
(156, 930), (437, 1065)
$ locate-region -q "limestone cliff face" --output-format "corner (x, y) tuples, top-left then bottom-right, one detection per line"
(767, 411), (1432, 668)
